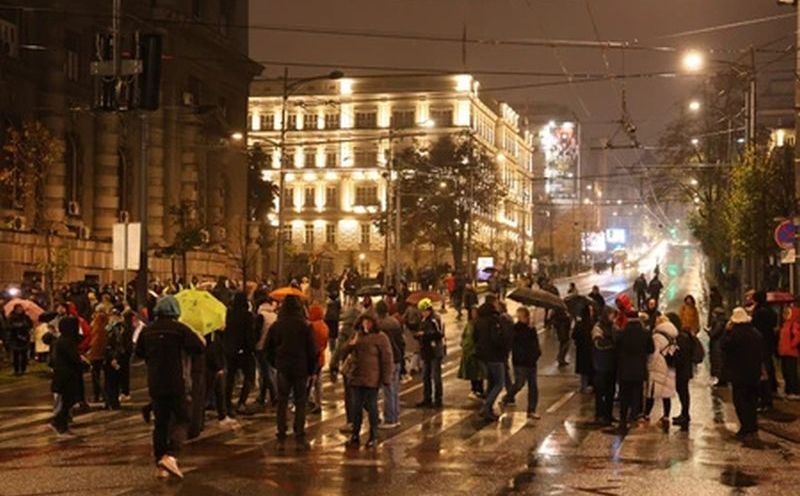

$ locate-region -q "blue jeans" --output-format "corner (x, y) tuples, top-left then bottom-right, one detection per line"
(423, 357), (443, 404)
(482, 362), (506, 417)
(508, 365), (539, 414)
(382, 366), (401, 424)
(352, 386), (379, 440)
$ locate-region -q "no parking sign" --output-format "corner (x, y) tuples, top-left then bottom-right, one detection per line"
(774, 220), (796, 250)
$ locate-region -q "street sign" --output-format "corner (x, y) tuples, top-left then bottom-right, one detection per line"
(774, 220), (796, 250)
(113, 222), (141, 271)
(782, 249), (796, 265)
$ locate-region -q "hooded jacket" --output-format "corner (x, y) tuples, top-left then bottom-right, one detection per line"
(778, 306), (800, 358)
(614, 316), (654, 382)
(647, 320), (678, 398)
(342, 328), (394, 388)
(51, 317), (84, 397)
(474, 302), (511, 363)
(254, 302), (277, 352)
(135, 315), (205, 397)
(265, 307), (318, 378)
(308, 304), (330, 368)
(224, 293), (255, 355)
(721, 322), (764, 385)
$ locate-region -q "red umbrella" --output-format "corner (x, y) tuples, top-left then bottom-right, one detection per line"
(767, 291), (795, 304)
(3, 298), (44, 322)
(407, 291), (442, 305)
(269, 287), (307, 301)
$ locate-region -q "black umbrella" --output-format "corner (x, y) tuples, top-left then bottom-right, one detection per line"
(564, 294), (595, 318)
(356, 285), (385, 297)
(507, 287), (567, 311)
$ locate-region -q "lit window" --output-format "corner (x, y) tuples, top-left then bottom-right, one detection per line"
(355, 111), (377, 129)
(283, 187), (294, 208)
(360, 223), (371, 245)
(325, 151), (338, 168)
(304, 224), (314, 245)
(304, 187), (315, 208)
(260, 114), (274, 130)
(391, 110), (415, 128)
(325, 113), (340, 129)
(325, 224), (336, 244)
(287, 114), (298, 129)
(430, 108), (453, 126)
(325, 186), (338, 208)
(354, 185), (379, 206)
(282, 225), (292, 243)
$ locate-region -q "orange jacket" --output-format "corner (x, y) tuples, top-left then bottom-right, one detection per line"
(778, 307), (800, 358)
(308, 304), (329, 368)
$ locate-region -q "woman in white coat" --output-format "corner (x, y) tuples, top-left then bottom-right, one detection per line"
(644, 315), (678, 430)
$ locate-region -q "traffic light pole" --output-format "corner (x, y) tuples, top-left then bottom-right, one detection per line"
(136, 113), (149, 313)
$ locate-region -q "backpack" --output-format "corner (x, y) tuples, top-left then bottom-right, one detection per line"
(655, 330), (678, 368)
(690, 334), (705, 364)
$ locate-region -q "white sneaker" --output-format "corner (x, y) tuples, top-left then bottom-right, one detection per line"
(158, 455), (183, 479)
(155, 468), (169, 479)
(527, 412), (541, 420)
(56, 430), (77, 440)
(379, 422), (400, 430)
(219, 417), (240, 428)
(119, 394), (131, 402)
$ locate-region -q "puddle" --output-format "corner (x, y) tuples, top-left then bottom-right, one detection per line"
(720, 467), (759, 488)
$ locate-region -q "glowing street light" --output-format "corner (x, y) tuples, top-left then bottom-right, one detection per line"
(688, 100), (701, 112)
(690, 138), (700, 146)
(230, 131), (244, 141)
(682, 50), (705, 73)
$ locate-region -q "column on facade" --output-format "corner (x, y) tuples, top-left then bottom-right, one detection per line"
(92, 113), (120, 238)
(179, 115), (201, 215)
(147, 110), (166, 244)
(39, 37), (67, 228)
(206, 156), (226, 244)
(162, 106), (179, 242)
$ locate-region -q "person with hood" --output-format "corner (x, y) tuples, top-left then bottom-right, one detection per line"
(376, 300), (404, 428)
(633, 274), (648, 310)
(7, 304), (33, 375)
(414, 298), (445, 408)
(458, 306), (485, 400)
(777, 303), (800, 400)
(573, 303), (596, 393)
(504, 306), (542, 419)
(552, 308), (572, 368)
(265, 295), (318, 450)
(307, 304), (329, 414)
(644, 315), (678, 430)
(87, 307), (109, 403)
(679, 295), (700, 334)
(589, 286), (605, 311)
(331, 303), (360, 433)
(614, 294), (654, 432)
(224, 292), (256, 416)
(721, 307), (764, 439)
(668, 312), (694, 429)
(324, 291), (342, 353)
(707, 307), (729, 387)
(592, 306), (617, 425)
(648, 276), (664, 305)
(341, 313), (394, 448)
(50, 316), (85, 437)
(136, 296), (205, 479)
(708, 287), (724, 325)
(474, 294), (511, 421)
(463, 282), (479, 313)
(254, 297), (277, 407)
(751, 290), (778, 410)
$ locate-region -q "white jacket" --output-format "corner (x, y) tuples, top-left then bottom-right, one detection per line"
(255, 302), (277, 351)
(647, 321), (678, 399)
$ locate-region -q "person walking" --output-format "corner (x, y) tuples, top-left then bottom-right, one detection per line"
(648, 276), (663, 306)
(324, 291), (342, 353)
(103, 308), (130, 410)
(331, 304), (360, 433)
(588, 285), (605, 311)
(777, 303), (800, 400)
(614, 295), (654, 432)
(644, 316), (678, 430)
(679, 295), (700, 334)
(224, 292), (256, 416)
(458, 306), (485, 400)
(592, 306), (617, 425)
(265, 295), (318, 450)
(504, 307), (542, 420)
(341, 314), (394, 449)
(707, 307), (729, 387)
(633, 274), (648, 310)
(6, 304), (33, 375)
(135, 296), (205, 479)
(50, 316), (85, 438)
(414, 298), (445, 408)
(474, 295), (512, 421)
(668, 312), (694, 429)
(721, 307), (764, 440)
(87, 307), (109, 403)
(307, 304), (330, 414)
(553, 308), (572, 367)
(254, 297), (277, 407)
(751, 291), (778, 411)
(376, 300), (404, 429)
(573, 304), (596, 393)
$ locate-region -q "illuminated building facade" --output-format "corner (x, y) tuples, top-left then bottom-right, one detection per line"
(249, 74), (535, 276)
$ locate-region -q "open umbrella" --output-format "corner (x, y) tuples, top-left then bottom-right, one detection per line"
(767, 291), (795, 304)
(507, 287), (567, 311)
(407, 290), (442, 305)
(3, 298), (44, 322)
(356, 285), (385, 297)
(269, 286), (306, 301)
(564, 294), (595, 318)
(174, 289), (227, 336)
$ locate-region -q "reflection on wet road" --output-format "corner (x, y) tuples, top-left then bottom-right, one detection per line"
(1, 243), (799, 495)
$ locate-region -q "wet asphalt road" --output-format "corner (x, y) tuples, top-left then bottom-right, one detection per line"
(1, 242), (800, 495)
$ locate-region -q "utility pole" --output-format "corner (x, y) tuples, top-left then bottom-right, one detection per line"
(276, 67), (290, 286)
(795, 2), (800, 293)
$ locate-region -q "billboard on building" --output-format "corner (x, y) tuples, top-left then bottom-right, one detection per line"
(582, 232), (607, 253)
(605, 228), (627, 246)
(539, 121), (579, 200)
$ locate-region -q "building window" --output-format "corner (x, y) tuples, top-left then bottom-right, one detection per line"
(355, 111), (377, 129)
(325, 113), (340, 129)
(430, 108), (453, 127)
(303, 147), (315, 168)
(353, 149), (376, 168)
(304, 187), (315, 208)
(65, 31), (80, 82)
(304, 224), (314, 245)
(360, 223), (371, 245)
(325, 150), (338, 168)
(325, 186), (338, 208)
(282, 225), (292, 243)
(260, 114), (274, 130)
(325, 224), (336, 244)
(284, 149), (295, 168)
(391, 109), (415, 128)
(354, 184), (379, 206)
(287, 113), (298, 130)
(283, 187), (294, 208)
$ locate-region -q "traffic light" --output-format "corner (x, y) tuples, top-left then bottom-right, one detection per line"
(139, 34), (162, 111)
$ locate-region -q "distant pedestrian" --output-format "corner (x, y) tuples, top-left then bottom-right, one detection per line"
(707, 307), (729, 387)
(324, 291), (342, 353)
(648, 276), (663, 305)
(504, 307), (541, 419)
(588, 285), (605, 311)
(721, 307), (763, 440)
(414, 298), (445, 408)
(331, 305), (359, 433)
(458, 306), (485, 400)
(614, 295), (654, 432)
(87, 308), (109, 403)
(50, 316), (85, 438)
(679, 295), (700, 334)
(7, 304), (33, 375)
(751, 291), (778, 411)
(224, 292), (256, 416)
(307, 304), (329, 414)
(254, 298), (277, 407)
(573, 304), (596, 393)
(552, 308), (572, 367)
(592, 306), (617, 425)
(136, 296), (205, 479)
(668, 312), (694, 429)
(633, 274), (648, 310)
(777, 304), (800, 400)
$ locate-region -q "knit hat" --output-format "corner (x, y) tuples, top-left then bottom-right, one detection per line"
(153, 295), (181, 318)
(729, 307), (751, 324)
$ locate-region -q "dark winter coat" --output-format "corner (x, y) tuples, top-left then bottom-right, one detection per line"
(325, 297), (341, 322)
(51, 324), (84, 398)
(463, 288), (479, 310)
(474, 303), (511, 363)
(751, 304), (778, 355)
(591, 320), (616, 373)
(6, 312), (33, 351)
(224, 305), (256, 356)
(648, 279), (663, 299)
(572, 317), (595, 375)
(417, 314), (445, 361)
(377, 315), (405, 364)
(205, 331), (227, 372)
(707, 314), (727, 381)
(104, 320), (132, 364)
(721, 322), (764, 385)
(674, 329), (695, 381)
(552, 309), (572, 343)
(342, 331), (394, 388)
(511, 322), (541, 368)
(614, 319), (654, 382)
(135, 317), (205, 397)
(265, 314), (318, 377)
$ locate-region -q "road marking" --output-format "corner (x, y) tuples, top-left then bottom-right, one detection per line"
(545, 390), (576, 414)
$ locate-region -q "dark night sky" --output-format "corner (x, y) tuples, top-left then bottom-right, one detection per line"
(249, 0), (795, 171)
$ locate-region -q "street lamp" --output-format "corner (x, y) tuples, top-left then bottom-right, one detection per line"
(275, 69), (343, 285)
(682, 50), (705, 73)
(688, 100), (701, 113)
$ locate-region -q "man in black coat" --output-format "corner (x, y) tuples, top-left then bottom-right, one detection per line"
(50, 316), (85, 436)
(415, 299), (445, 408)
(474, 295), (512, 421)
(614, 310), (654, 431)
(721, 308), (764, 439)
(224, 292), (256, 416)
(667, 312), (694, 429)
(136, 296), (205, 479)
(265, 296), (318, 450)
(751, 291), (777, 410)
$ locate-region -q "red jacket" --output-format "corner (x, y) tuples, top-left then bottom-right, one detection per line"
(308, 305), (329, 368)
(778, 307), (800, 358)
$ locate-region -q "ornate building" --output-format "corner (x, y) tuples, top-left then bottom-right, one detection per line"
(0, 1), (261, 287)
(248, 74), (536, 277)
